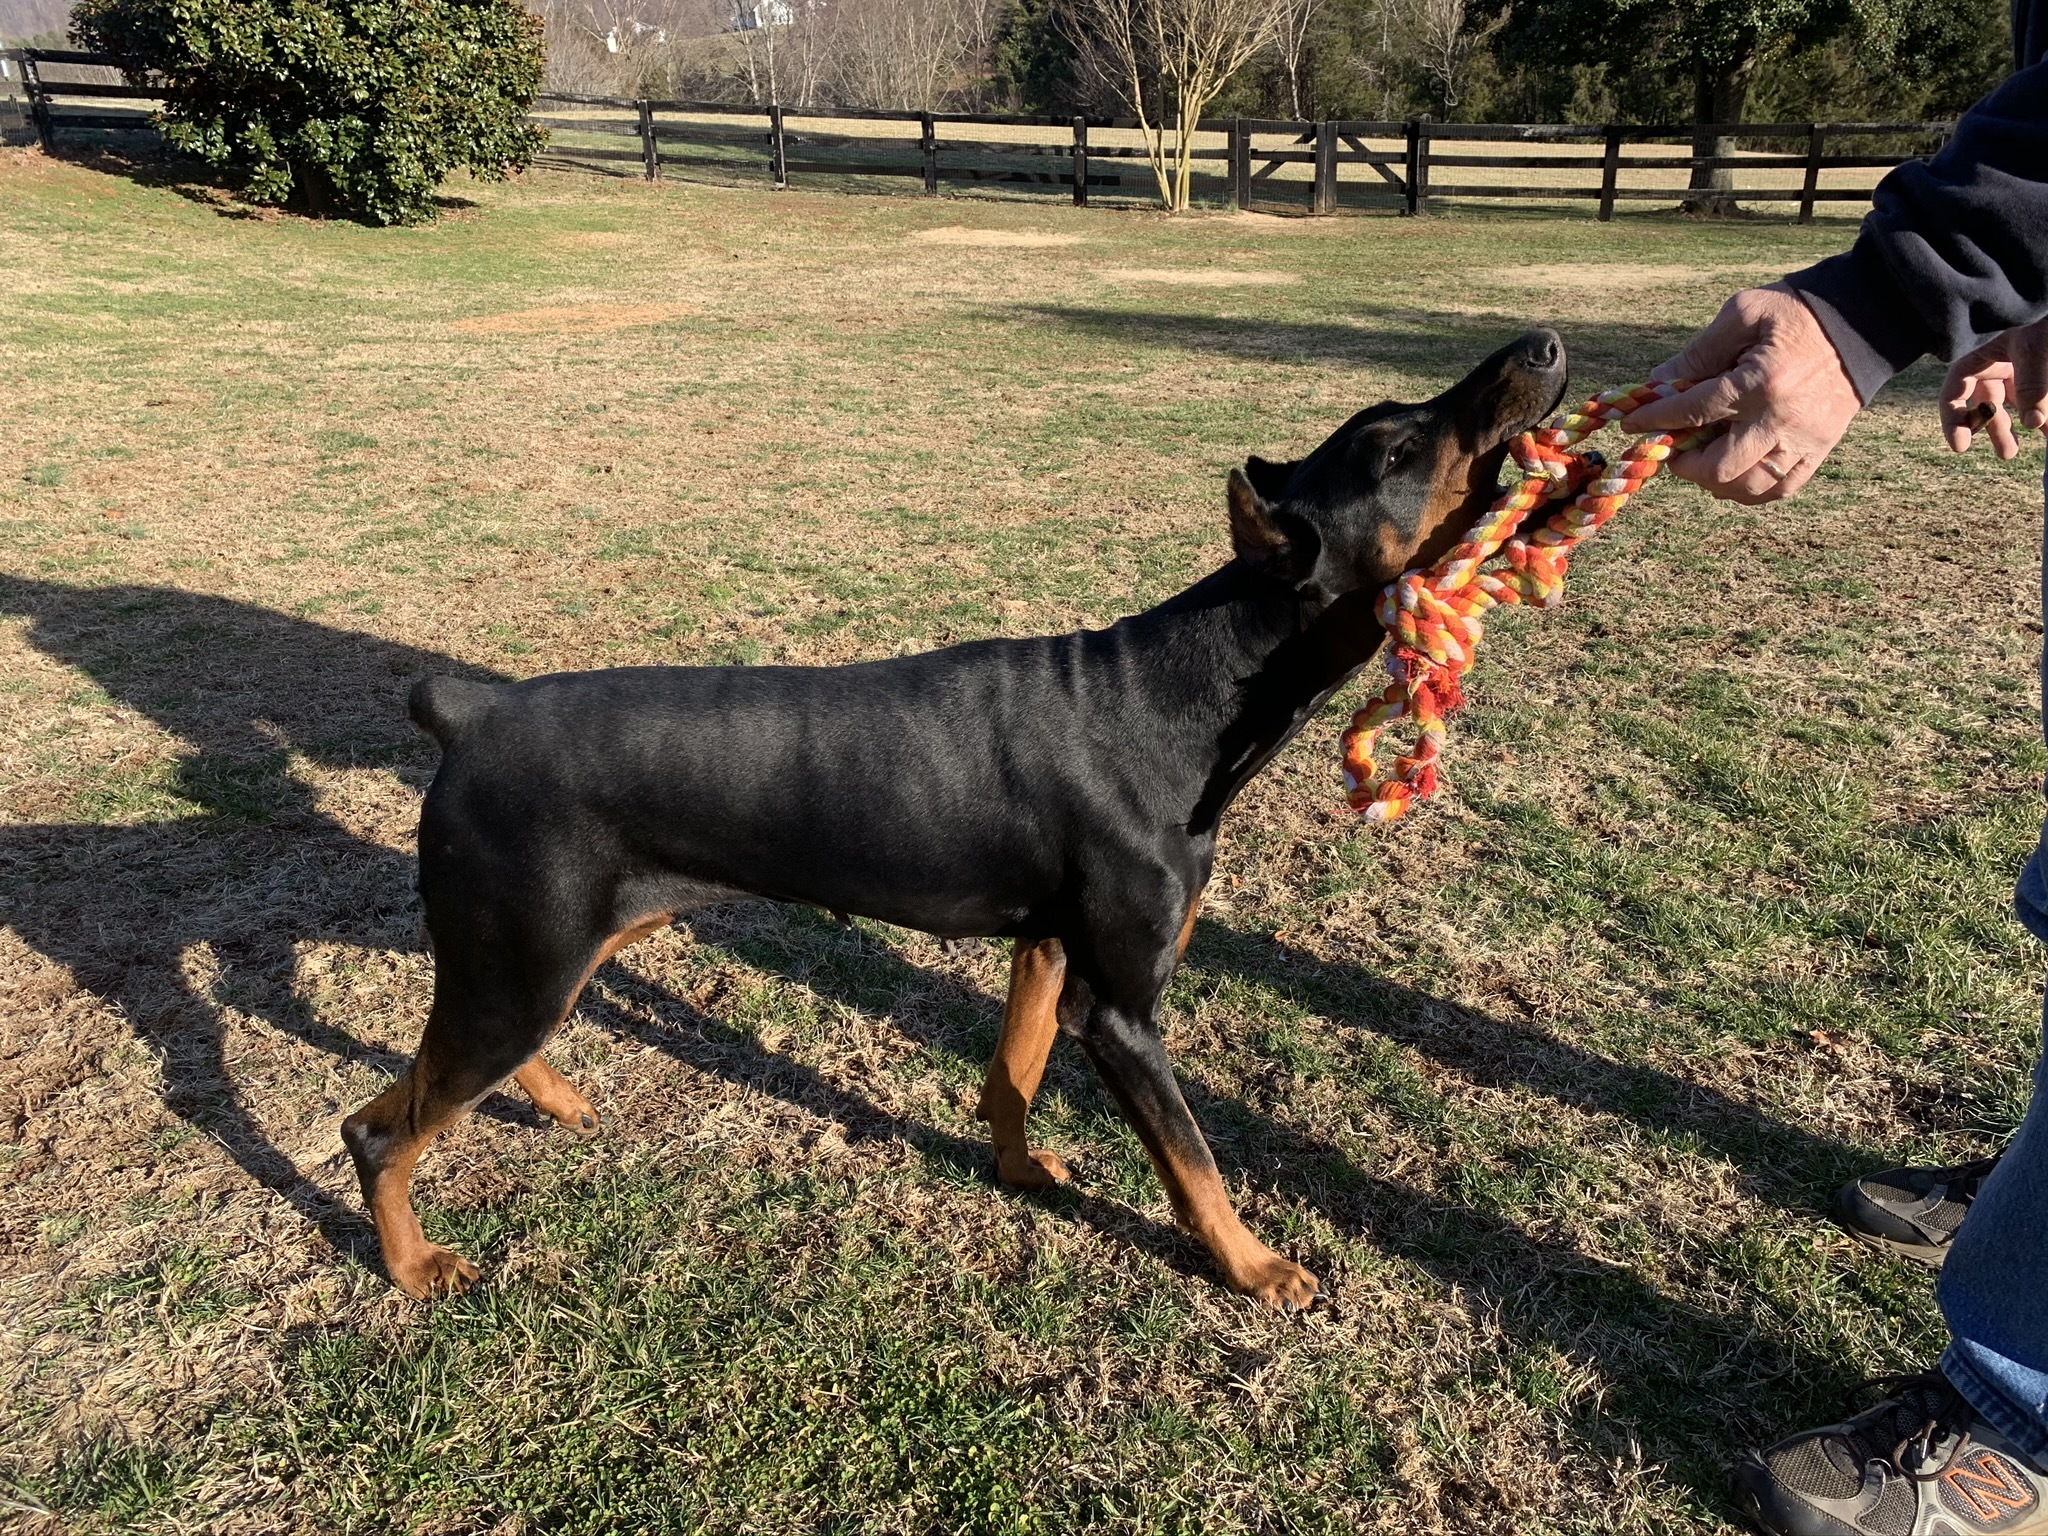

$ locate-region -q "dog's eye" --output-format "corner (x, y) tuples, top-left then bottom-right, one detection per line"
(1382, 438), (1413, 474)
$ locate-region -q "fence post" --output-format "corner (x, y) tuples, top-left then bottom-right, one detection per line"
(1413, 116), (1431, 215)
(1230, 118), (1248, 210)
(637, 99), (658, 181)
(1798, 123), (1823, 224)
(1596, 125), (1621, 221)
(1312, 120), (1336, 215)
(21, 50), (51, 150)
(920, 111), (937, 195)
(1402, 118), (1420, 215)
(1071, 115), (1088, 206)
(768, 103), (787, 189)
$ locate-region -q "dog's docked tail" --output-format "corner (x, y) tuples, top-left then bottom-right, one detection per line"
(409, 676), (502, 747)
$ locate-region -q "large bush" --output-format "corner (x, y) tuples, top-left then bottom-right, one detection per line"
(74, 0), (547, 224)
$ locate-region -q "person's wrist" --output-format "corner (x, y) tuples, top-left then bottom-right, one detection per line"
(1772, 285), (1861, 417)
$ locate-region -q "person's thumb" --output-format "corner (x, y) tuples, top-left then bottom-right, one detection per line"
(1624, 295), (1762, 430)
(1658, 294), (1759, 381)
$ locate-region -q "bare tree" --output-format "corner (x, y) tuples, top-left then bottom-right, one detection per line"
(1269, 0), (1317, 120)
(831, 0), (991, 108)
(1067, 0), (1283, 210)
(1415, 0), (1496, 114)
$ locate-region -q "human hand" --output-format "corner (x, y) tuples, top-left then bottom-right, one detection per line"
(1942, 318), (2048, 458)
(1617, 283), (1864, 504)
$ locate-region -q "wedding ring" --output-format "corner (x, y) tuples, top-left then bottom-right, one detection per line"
(1758, 458), (1787, 479)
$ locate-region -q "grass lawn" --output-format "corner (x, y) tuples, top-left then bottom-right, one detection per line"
(1, 150), (2044, 1535)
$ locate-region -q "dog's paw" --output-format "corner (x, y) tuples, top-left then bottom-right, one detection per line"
(996, 1147), (1073, 1189)
(554, 1105), (601, 1138)
(1224, 1249), (1321, 1314)
(391, 1244), (481, 1299)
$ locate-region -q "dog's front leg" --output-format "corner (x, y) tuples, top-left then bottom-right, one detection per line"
(1074, 993), (1319, 1313)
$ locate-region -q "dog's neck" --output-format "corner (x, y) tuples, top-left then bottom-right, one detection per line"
(1112, 562), (1387, 834)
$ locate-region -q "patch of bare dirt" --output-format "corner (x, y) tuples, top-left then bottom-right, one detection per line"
(452, 303), (691, 335)
(1479, 261), (1782, 290)
(910, 226), (1083, 248)
(1094, 267), (1301, 287)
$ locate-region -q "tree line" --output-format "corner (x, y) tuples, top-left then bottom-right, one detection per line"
(542, 0), (2009, 134)
(45, 0), (2009, 223)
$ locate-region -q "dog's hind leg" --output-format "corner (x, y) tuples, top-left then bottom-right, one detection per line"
(978, 938), (1072, 1189)
(341, 1001), (500, 1298)
(343, 910), (670, 1297)
(514, 1057), (600, 1136)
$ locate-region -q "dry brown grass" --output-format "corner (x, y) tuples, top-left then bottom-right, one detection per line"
(451, 301), (696, 333)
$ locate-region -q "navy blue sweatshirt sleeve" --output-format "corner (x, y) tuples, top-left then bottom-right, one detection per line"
(1782, 65), (2048, 402)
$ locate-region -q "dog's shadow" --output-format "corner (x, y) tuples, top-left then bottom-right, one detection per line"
(0, 574), (1923, 1505)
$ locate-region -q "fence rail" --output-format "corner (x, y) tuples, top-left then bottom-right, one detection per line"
(3, 49), (1953, 223)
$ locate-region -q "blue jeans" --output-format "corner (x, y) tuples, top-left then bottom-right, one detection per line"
(1941, 460), (2048, 1460)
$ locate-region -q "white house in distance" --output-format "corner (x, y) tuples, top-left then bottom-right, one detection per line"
(729, 0), (792, 30)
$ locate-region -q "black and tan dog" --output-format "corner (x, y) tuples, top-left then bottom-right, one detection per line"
(343, 329), (1569, 1309)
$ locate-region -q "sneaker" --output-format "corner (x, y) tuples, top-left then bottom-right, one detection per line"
(1737, 1371), (2048, 1535)
(1832, 1153), (2002, 1268)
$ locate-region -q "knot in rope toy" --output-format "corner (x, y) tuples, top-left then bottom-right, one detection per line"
(1340, 380), (1720, 823)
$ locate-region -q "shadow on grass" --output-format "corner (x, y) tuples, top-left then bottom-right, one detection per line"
(41, 138), (482, 221)
(0, 576), (512, 1261)
(604, 903), (1901, 1508)
(0, 575), (1918, 1512)
(1005, 305), (1708, 386)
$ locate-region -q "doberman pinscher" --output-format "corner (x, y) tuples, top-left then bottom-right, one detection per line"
(342, 329), (1569, 1309)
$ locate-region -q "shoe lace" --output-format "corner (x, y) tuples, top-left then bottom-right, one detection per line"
(1848, 1371), (1976, 1482)
(1948, 1153), (2003, 1201)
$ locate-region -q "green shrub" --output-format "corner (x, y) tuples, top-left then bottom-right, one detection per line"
(73, 0), (547, 225)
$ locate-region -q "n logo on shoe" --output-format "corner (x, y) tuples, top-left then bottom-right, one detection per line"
(1941, 1450), (2040, 1526)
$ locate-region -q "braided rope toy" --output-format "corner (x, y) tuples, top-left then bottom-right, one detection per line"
(1340, 380), (1720, 822)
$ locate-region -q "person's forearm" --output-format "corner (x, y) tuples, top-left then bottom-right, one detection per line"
(1782, 64), (2048, 403)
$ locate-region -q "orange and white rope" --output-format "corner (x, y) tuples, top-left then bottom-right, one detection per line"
(1341, 381), (1717, 822)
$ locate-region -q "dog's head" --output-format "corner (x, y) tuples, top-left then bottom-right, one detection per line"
(1227, 329), (1568, 602)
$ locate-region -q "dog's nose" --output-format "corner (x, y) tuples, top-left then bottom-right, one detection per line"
(1520, 329), (1562, 369)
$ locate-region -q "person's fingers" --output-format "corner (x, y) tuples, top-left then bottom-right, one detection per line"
(1723, 450), (1809, 504)
(1623, 370), (1748, 434)
(1656, 443), (1710, 488)
(1769, 454), (1821, 501)
(1639, 292), (1765, 398)
(1990, 402), (2022, 459)
(1947, 399), (1989, 454)
(1944, 376), (2007, 452)
(1686, 414), (1777, 487)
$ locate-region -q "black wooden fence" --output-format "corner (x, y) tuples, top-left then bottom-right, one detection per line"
(3, 47), (1952, 224)
(532, 95), (1949, 223)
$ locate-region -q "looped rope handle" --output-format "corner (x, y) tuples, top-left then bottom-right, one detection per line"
(1340, 381), (1721, 823)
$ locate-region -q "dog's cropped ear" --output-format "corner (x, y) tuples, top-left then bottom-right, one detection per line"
(1242, 454), (1298, 504)
(1228, 468), (1319, 583)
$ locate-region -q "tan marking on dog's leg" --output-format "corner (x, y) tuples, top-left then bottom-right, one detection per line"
(1174, 893), (1202, 962)
(515, 1057), (601, 1135)
(344, 911), (672, 1298)
(507, 910), (670, 1137)
(343, 1066), (483, 1299)
(977, 938), (1071, 1189)
(1148, 1135), (1320, 1312)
